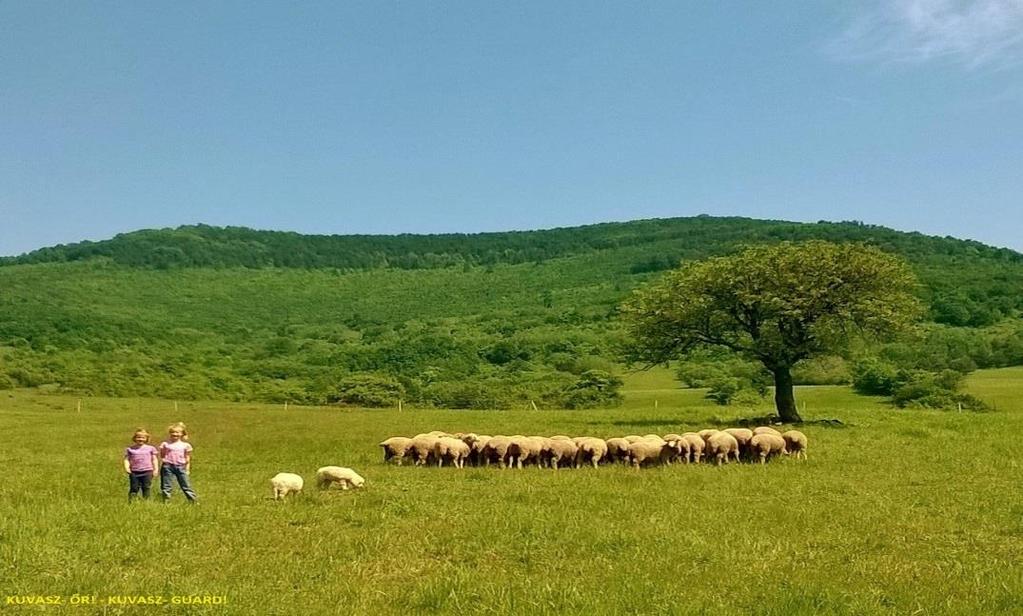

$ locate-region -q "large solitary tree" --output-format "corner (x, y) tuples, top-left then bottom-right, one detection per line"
(620, 241), (921, 422)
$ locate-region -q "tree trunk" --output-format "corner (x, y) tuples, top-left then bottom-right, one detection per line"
(772, 366), (802, 423)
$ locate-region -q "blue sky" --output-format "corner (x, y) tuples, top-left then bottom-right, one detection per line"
(2, 1), (1022, 256)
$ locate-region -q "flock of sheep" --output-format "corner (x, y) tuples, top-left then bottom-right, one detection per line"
(269, 428), (808, 500)
(379, 427), (808, 470)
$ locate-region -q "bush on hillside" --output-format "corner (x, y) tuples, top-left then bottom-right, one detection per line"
(563, 370), (623, 409)
(329, 373), (405, 407)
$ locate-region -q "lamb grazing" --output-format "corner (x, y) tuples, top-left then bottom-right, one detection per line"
(549, 435), (573, 441)
(781, 431), (808, 460)
(543, 438), (579, 470)
(627, 439), (680, 468)
(752, 426), (782, 437)
(681, 433), (705, 464)
(316, 466), (366, 490)
(623, 435), (645, 444)
(749, 434), (787, 464)
(605, 437), (632, 464)
(379, 437), (413, 465)
(575, 437), (608, 468)
(434, 437), (471, 468)
(408, 434), (442, 466)
(270, 472), (303, 500)
(705, 432), (741, 466)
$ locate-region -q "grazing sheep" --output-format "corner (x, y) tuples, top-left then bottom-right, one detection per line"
(467, 434), (492, 466)
(379, 437), (413, 465)
(543, 438), (579, 470)
(752, 426), (782, 437)
(550, 435), (573, 441)
(316, 466), (366, 490)
(781, 431), (808, 460)
(270, 473), (303, 500)
(681, 433), (705, 464)
(575, 437), (608, 468)
(507, 436), (544, 469)
(661, 435), (686, 465)
(605, 437), (632, 464)
(408, 435), (441, 466)
(627, 439), (680, 468)
(723, 428), (754, 459)
(623, 435), (645, 444)
(642, 434), (664, 441)
(749, 434), (787, 464)
(481, 435), (513, 468)
(705, 432), (741, 466)
(434, 437), (471, 468)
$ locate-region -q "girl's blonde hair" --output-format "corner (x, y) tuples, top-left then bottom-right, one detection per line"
(132, 428), (150, 443)
(168, 422), (189, 441)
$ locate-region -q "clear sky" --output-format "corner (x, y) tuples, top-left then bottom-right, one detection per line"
(2, 1), (1022, 256)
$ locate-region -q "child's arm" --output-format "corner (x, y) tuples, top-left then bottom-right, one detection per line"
(184, 449), (191, 473)
(123, 453), (131, 474)
(151, 450), (160, 475)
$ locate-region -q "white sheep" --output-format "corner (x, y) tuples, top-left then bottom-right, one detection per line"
(316, 466), (366, 490)
(781, 430), (808, 460)
(605, 437), (632, 464)
(379, 436), (413, 465)
(408, 435), (441, 466)
(749, 434), (787, 464)
(705, 432), (740, 466)
(270, 472), (304, 500)
(434, 437), (471, 468)
(575, 437), (608, 468)
(627, 439), (680, 468)
(681, 433), (705, 464)
(543, 438), (579, 470)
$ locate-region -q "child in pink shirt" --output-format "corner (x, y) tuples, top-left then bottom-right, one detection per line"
(159, 422), (197, 503)
(123, 428), (159, 501)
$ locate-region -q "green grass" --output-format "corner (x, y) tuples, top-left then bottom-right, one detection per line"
(2, 369), (1022, 614)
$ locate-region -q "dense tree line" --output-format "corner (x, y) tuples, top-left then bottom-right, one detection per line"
(0, 217), (1021, 406)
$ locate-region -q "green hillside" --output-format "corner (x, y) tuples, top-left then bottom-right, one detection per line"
(1, 216), (1021, 404)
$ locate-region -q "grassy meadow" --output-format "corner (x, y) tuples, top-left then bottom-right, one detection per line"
(2, 367), (1022, 614)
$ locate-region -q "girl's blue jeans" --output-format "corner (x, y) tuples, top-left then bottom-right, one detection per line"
(160, 464), (197, 502)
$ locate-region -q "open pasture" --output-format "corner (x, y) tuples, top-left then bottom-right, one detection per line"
(1, 368), (1021, 614)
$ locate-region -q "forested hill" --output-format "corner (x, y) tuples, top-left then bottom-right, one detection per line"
(1, 216), (1021, 406)
(4, 216), (1020, 271)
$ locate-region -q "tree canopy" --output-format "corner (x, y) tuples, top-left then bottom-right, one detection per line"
(621, 241), (923, 421)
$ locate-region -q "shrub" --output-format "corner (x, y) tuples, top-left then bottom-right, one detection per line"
(423, 380), (518, 409)
(705, 377), (741, 405)
(792, 355), (851, 385)
(563, 370), (623, 409)
(851, 358), (905, 396)
(891, 369), (986, 410)
(329, 373), (405, 407)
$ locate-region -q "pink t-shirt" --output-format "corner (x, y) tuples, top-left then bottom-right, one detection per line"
(124, 444), (158, 472)
(159, 440), (193, 466)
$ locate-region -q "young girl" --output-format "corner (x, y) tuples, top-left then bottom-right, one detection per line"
(123, 428), (159, 501)
(159, 422), (197, 503)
